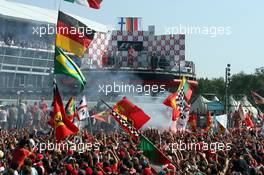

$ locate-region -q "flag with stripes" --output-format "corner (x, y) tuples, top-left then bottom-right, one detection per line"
(65, 0), (102, 9)
(118, 17), (142, 32)
(56, 11), (96, 58)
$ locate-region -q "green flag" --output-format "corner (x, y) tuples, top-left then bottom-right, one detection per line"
(139, 135), (171, 166)
(54, 47), (86, 90)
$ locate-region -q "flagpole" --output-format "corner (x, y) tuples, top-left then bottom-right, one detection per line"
(58, 0), (63, 10)
(100, 99), (112, 109)
(52, 80), (57, 143)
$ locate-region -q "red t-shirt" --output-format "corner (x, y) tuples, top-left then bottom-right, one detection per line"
(97, 171), (104, 175)
(65, 164), (78, 175)
(110, 163), (118, 173)
(11, 147), (30, 167)
(142, 167), (152, 175)
(85, 167), (93, 175)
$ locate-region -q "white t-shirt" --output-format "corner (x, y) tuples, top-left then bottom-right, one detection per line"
(0, 110), (7, 122)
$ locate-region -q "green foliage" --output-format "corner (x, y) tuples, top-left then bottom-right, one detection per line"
(193, 77), (225, 101)
(193, 67), (264, 110)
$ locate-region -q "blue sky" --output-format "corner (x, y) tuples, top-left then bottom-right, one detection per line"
(14, 0), (264, 78)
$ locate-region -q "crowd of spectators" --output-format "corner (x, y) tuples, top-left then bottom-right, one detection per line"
(0, 98), (263, 175)
(0, 98), (49, 131)
(0, 35), (54, 50)
(0, 126), (263, 175)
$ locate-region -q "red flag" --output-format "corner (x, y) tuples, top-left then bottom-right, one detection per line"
(48, 110), (55, 128)
(205, 111), (212, 132)
(110, 110), (141, 141)
(244, 113), (254, 128)
(188, 112), (197, 131)
(88, 0), (102, 9)
(163, 92), (178, 108)
(133, 18), (138, 31)
(52, 83), (79, 141)
(113, 97), (150, 130)
(172, 108), (180, 121)
(238, 104), (254, 128)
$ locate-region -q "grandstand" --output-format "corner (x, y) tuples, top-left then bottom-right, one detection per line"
(0, 0), (107, 100)
(0, 0), (196, 101)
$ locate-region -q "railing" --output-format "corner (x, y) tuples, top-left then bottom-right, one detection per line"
(0, 44), (196, 75)
(0, 45), (53, 75)
(83, 55), (196, 75)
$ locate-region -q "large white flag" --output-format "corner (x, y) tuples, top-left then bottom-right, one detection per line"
(215, 114), (229, 133)
(77, 95), (89, 120)
(215, 114), (228, 129)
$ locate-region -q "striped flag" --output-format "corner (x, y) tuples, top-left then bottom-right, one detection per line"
(118, 17), (142, 32)
(125, 17), (140, 32)
(65, 0), (102, 9)
(56, 11), (96, 58)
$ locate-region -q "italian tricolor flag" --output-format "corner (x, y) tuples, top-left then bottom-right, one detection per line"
(65, 0), (102, 9)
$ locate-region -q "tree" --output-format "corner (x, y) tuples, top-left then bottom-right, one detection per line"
(193, 67), (264, 111)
